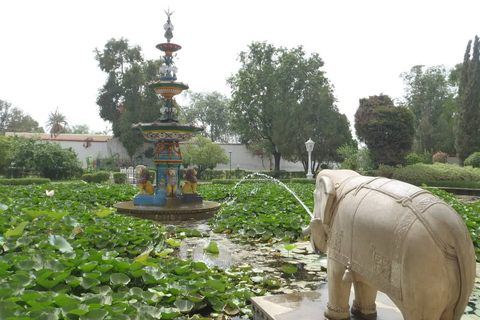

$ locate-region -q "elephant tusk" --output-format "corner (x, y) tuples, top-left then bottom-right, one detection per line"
(302, 225), (311, 236)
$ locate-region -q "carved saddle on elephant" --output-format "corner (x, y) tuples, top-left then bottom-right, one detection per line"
(325, 175), (470, 301)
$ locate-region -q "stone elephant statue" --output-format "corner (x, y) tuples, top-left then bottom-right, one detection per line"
(303, 169), (476, 320)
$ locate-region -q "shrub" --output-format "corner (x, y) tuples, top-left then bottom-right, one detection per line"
(374, 165), (397, 178)
(405, 153), (423, 166)
(432, 151), (448, 164)
(464, 152), (480, 168)
(212, 178), (291, 185)
(113, 172), (126, 184)
(82, 174), (93, 183)
(92, 171), (110, 183)
(290, 178), (316, 184)
(392, 163), (480, 183)
(7, 137), (83, 179)
(0, 178), (51, 185)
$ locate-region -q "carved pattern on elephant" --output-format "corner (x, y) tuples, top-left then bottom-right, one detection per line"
(327, 302), (349, 313)
(352, 300), (376, 312)
(370, 244), (391, 282)
(328, 229), (343, 252)
(391, 210), (417, 292)
(329, 250), (402, 299)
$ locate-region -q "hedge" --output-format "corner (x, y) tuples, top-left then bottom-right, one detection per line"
(113, 172), (126, 184)
(392, 163), (480, 183)
(212, 178), (291, 185)
(82, 171), (110, 183)
(409, 180), (480, 189)
(0, 178), (51, 185)
(290, 178), (316, 184)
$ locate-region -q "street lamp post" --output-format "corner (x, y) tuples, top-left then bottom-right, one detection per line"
(305, 138), (315, 179)
(229, 151), (232, 179)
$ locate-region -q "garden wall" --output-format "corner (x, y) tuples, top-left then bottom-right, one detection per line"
(5, 133), (304, 172)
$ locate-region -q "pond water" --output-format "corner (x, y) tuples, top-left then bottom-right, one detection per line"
(167, 194), (480, 319)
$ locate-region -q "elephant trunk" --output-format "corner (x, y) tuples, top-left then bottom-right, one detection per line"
(302, 224), (311, 236)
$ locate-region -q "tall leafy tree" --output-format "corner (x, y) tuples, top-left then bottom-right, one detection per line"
(0, 100), (43, 133)
(45, 107), (68, 137)
(181, 135), (229, 179)
(400, 65), (456, 154)
(67, 124), (90, 134)
(228, 42), (344, 173)
(95, 38), (163, 156)
(355, 94), (414, 167)
(180, 91), (232, 142)
(277, 75), (355, 172)
(456, 35), (480, 164)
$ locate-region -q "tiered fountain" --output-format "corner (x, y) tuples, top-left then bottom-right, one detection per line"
(114, 10), (221, 220)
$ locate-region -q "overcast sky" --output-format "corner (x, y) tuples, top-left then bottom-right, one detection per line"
(1, 0), (479, 134)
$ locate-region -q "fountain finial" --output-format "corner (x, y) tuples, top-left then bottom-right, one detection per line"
(164, 8), (174, 43)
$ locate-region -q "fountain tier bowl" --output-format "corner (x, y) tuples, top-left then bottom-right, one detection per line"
(114, 200), (221, 221)
(135, 123), (202, 142)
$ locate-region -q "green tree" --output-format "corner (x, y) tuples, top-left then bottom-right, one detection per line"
(354, 94), (415, 167)
(46, 107), (68, 137)
(0, 100), (43, 133)
(456, 35), (480, 164)
(181, 91), (232, 142)
(95, 38), (163, 157)
(400, 65), (457, 154)
(7, 137), (82, 179)
(278, 88), (355, 172)
(181, 135), (229, 179)
(228, 42), (340, 174)
(67, 124), (90, 134)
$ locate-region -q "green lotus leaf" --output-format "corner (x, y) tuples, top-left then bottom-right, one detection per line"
(20, 290), (43, 302)
(280, 264), (298, 274)
(54, 294), (80, 307)
(62, 216), (79, 227)
(174, 265), (191, 275)
(165, 239), (182, 247)
(5, 221), (28, 238)
(110, 273), (130, 286)
(203, 241), (219, 254)
(65, 276), (82, 288)
(156, 248), (174, 257)
(191, 262), (208, 271)
(79, 261), (98, 272)
(37, 278), (60, 290)
(61, 303), (89, 316)
(97, 264), (113, 273)
(11, 273), (33, 287)
(186, 293), (205, 303)
(48, 235), (73, 253)
(223, 302), (240, 316)
(129, 287), (143, 299)
(206, 280), (226, 292)
(91, 285), (112, 296)
(174, 299), (194, 313)
(159, 307), (180, 319)
(81, 278), (100, 290)
(79, 309), (108, 320)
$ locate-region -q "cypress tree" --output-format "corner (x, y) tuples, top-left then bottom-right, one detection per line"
(455, 36), (480, 164)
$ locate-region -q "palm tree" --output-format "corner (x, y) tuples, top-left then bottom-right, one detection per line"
(46, 107), (68, 137)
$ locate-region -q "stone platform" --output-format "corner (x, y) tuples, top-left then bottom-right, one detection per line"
(113, 200), (221, 221)
(252, 287), (403, 320)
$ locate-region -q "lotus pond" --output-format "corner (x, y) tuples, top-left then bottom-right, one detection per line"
(0, 182), (479, 319)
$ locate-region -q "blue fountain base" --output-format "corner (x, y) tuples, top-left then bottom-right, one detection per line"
(133, 191), (167, 206)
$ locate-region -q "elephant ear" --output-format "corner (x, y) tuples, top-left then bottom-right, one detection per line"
(314, 176), (336, 227)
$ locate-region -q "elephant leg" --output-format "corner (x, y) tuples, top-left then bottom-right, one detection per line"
(351, 282), (377, 319)
(325, 258), (352, 320)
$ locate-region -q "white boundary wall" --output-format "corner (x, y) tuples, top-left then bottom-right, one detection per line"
(6, 133), (304, 172)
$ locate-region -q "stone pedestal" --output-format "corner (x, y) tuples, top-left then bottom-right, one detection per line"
(252, 288), (403, 320)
